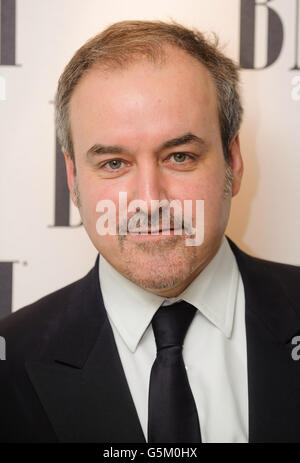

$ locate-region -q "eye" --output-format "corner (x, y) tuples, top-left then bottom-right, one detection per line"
(172, 153), (187, 163)
(102, 159), (124, 170)
(168, 152), (195, 163)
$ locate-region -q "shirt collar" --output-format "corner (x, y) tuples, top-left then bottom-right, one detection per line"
(99, 235), (239, 353)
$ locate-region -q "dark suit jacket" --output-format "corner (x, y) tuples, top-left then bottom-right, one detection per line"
(1, 237), (300, 443)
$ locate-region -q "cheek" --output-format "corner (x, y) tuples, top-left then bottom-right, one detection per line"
(178, 169), (227, 232)
(78, 173), (131, 240)
(76, 173), (112, 232)
(178, 169), (225, 203)
(78, 170), (118, 208)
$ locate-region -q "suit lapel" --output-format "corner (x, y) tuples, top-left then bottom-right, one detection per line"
(228, 238), (300, 442)
(25, 255), (146, 443)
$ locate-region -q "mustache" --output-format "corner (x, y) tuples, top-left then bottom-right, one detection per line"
(117, 207), (194, 234)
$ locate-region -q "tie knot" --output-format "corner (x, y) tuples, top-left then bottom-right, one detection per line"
(151, 301), (197, 352)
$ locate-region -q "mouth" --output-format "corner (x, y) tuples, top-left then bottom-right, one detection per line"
(127, 228), (184, 239)
(130, 228), (175, 234)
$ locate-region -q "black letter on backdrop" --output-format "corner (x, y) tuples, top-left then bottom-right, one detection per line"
(0, 261), (15, 319)
(291, 0), (300, 70)
(240, 0), (284, 69)
(0, 0), (16, 65)
(54, 136), (71, 226)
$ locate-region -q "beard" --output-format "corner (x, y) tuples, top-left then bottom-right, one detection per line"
(116, 233), (202, 292)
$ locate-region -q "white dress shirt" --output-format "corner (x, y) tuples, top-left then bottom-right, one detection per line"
(99, 235), (248, 443)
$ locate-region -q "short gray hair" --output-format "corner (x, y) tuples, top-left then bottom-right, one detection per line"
(55, 20), (243, 165)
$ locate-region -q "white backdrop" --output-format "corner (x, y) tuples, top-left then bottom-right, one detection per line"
(0, 0), (299, 315)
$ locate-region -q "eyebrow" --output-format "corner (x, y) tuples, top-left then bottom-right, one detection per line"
(86, 132), (208, 158)
(161, 133), (207, 150)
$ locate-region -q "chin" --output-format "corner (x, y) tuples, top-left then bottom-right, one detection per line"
(117, 243), (202, 292)
(122, 265), (190, 292)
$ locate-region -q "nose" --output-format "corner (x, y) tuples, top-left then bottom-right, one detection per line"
(130, 160), (168, 214)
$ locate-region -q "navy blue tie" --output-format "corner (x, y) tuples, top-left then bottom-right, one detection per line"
(147, 300), (202, 443)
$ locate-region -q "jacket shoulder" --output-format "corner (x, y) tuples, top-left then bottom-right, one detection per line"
(228, 237), (300, 293)
(244, 248), (299, 275)
(0, 267), (94, 361)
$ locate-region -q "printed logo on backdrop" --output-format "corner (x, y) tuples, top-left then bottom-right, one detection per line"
(240, 0), (299, 70)
(0, 262), (16, 319)
(0, 0), (16, 66)
(240, 0), (300, 100)
(0, 0), (17, 101)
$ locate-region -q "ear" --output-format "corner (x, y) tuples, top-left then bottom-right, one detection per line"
(228, 132), (243, 197)
(62, 148), (78, 207)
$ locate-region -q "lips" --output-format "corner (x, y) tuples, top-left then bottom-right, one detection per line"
(129, 228), (178, 234)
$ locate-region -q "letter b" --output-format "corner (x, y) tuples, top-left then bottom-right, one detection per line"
(240, 0), (284, 69)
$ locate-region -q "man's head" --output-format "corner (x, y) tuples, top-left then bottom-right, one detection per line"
(55, 20), (244, 297)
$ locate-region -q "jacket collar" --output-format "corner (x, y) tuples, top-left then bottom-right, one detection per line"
(227, 237), (300, 344)
(43, 256), (105, 368)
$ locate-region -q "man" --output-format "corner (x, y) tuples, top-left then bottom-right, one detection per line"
(0, 20), (300, 443)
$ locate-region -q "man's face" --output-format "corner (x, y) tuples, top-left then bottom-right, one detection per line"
(64, 46), (243, 297)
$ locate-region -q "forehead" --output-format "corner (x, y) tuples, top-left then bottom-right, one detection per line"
(69, 46), (219, 151)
